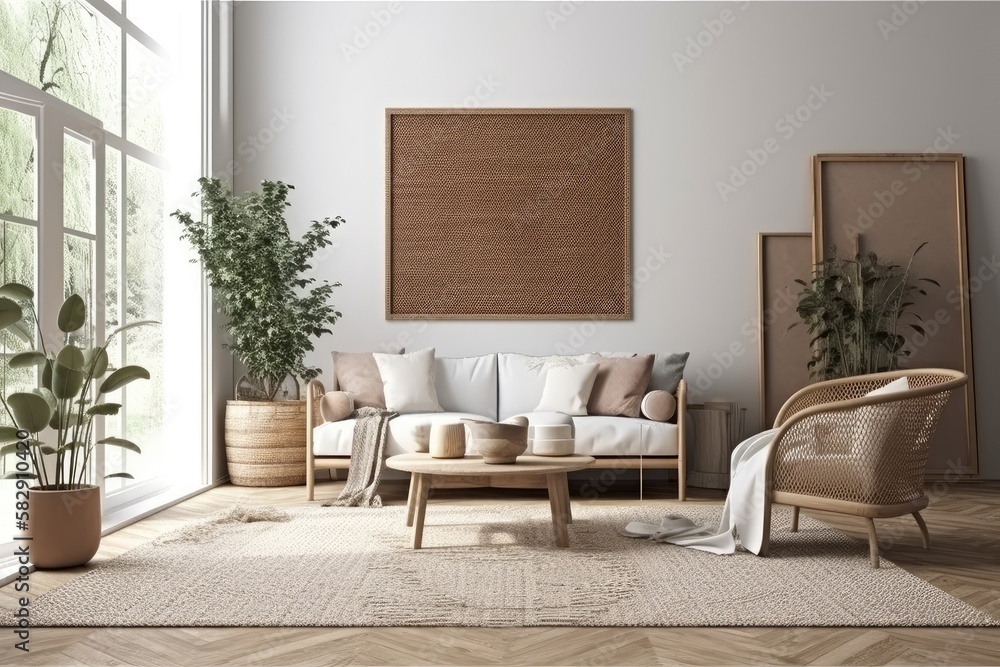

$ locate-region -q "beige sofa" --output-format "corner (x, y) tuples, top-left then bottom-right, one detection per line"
(306, 353), (688, 501)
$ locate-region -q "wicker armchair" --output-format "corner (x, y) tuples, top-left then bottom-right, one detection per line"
(761, 369), (967, 567)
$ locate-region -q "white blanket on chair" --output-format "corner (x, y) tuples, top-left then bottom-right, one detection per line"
(624, 428), (777, 555)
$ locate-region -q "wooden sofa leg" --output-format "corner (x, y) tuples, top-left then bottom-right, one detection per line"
(790, 506), (800, 533)
(866, 518), (880, 568)
(306, 460), (315, 501)
(912, 512), (931, 549)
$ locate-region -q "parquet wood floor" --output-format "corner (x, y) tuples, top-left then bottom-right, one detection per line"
(1, 479), (997, 666)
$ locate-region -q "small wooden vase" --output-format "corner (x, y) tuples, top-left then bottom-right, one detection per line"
(429, 423), (466, 458)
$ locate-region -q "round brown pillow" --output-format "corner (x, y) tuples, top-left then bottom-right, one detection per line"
(320, 391), (355, 422)
(640, 390), (676, 422)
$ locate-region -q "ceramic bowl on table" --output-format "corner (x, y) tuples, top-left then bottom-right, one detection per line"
(462, 420), (528, 464)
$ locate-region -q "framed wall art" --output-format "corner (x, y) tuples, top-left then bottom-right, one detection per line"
(385, 108), (631, 320)
(812, 153), (978, 475)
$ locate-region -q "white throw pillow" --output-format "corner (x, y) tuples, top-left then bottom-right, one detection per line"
(372, 348), (444, 414)
(534, 362), (599, 416)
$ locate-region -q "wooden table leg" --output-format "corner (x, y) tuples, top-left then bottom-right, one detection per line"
(547, 473), (570, 548)
(412, 473), (431, 550)
(561, 473), (573, 524)
(406, 473), (418, 527)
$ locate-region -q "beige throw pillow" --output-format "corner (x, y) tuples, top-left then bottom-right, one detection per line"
(332, 349), (402, 409)
(640, 390), (676, 422)
(587, 354), (655, 418)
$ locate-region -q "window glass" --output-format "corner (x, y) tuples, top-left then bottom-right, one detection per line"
(126, 35), (166, 153)
(0, 108), (36, 219)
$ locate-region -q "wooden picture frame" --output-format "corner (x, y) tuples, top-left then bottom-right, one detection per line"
(757, 233), (813, 429)
(812, 153), (978, 476)
(385, 108), (631, 320)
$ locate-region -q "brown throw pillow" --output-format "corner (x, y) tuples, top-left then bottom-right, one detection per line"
(587, 354), (655, 418)
(332, 350), (401, 409)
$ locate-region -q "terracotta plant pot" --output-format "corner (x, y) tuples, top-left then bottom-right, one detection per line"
(27, 485), (102, 569)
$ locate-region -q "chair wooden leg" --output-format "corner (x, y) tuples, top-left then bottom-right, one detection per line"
(790, 506), (800, 533)
(758, 498), (773, 557)
(865, 518), (880, 568)
(912, 511), (931, 549)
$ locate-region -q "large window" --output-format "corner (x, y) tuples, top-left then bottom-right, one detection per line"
(0, 1), (206, 519)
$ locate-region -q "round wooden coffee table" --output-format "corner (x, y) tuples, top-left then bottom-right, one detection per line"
(385, 453), (595, 549)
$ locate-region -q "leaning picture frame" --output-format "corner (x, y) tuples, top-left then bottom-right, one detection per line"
(811, 153), (978, 476)
(757, 232), (813, 430)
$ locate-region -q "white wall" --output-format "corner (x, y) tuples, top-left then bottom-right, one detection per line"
(233, 1), (1000, 477)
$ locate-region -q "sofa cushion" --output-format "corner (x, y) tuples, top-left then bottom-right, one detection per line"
(313, 412), (493, 456)
(648, 352), (690, 394)
(332, 350), (399, 409)
(435, 354), (498, 421)
(587, 354), (654, 418)
(535, 362), (599, 415)
(511, 413), (678, 457)
(372, 348), (443, 414)
(573, 415), (679, 457)
(497, 353), (593, 420)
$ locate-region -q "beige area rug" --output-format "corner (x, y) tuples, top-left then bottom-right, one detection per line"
(13, 504), (998, 627)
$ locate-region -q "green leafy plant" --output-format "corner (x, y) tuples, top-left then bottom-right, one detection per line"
(171, 178), (344, 401)
(0, 284), (153, 488)
(792, 243), (938, 380)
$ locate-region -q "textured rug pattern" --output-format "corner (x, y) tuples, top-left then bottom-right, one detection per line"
(17, 505), (998, 627)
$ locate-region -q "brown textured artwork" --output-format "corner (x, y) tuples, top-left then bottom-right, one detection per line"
(385, 108), (631, 319)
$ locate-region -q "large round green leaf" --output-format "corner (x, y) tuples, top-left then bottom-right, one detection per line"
(52, 360), (84, 399)
(0, 283), (34, 301)
(8, 351), (47, 369)
(83, 347), (109, 377)
(56, 345), (85, 371)
(57, 294), (86, 333)
(99, 365), (150, 394)
(0, 297), (23, 330)
(7, 392), (53, 433)
(97, 437), (141, 454)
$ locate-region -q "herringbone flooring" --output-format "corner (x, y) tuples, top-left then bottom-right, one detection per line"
(1, 479), (998, 666)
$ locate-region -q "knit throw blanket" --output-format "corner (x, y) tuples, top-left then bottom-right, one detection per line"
(322, 407), (398, 508)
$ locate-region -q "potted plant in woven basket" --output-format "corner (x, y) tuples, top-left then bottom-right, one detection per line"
(0, 285), (152, 568)
(172, 178), (344, 486)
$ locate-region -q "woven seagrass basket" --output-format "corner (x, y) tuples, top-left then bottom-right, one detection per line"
(224, 400), (307, 486)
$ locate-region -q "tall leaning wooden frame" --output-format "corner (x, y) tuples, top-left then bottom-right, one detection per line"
(757, 233), (813, 430)
(811, 153), (978, 476)
(385, 108), (632, 320)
